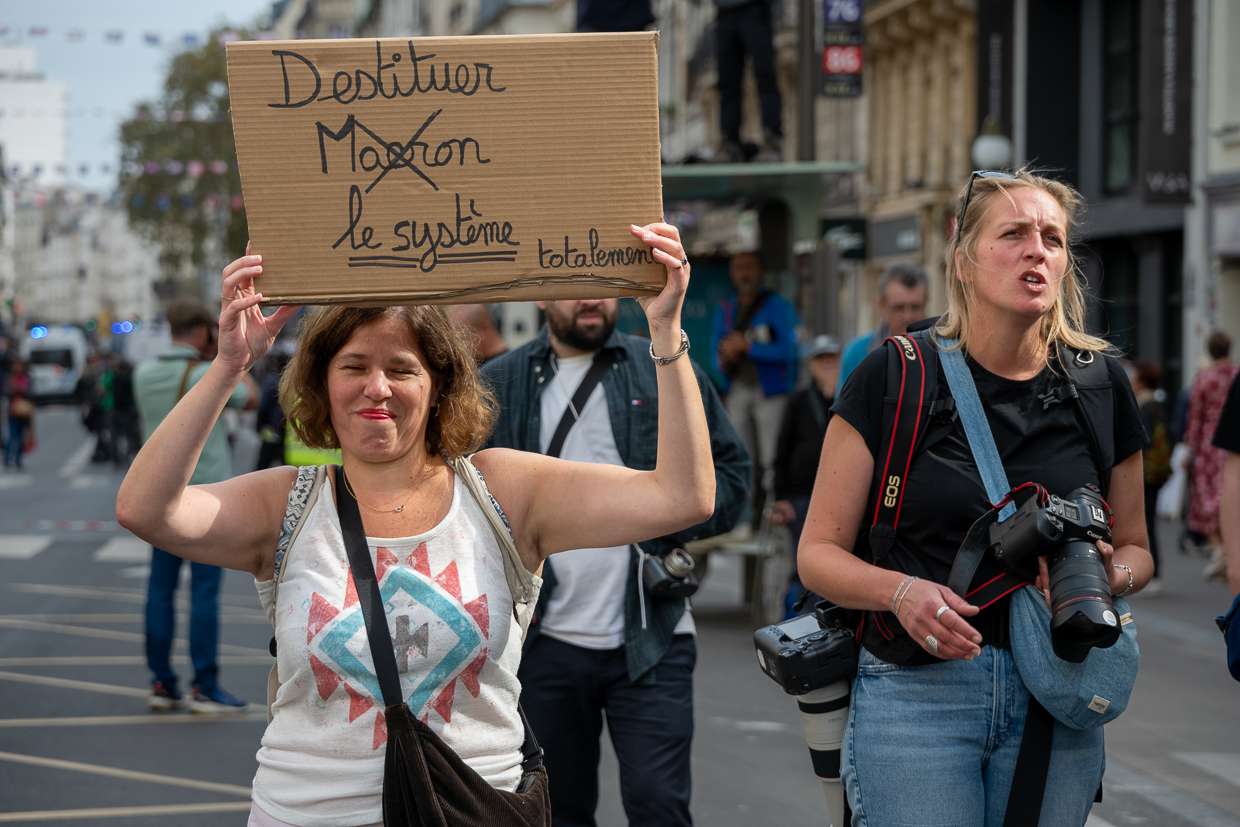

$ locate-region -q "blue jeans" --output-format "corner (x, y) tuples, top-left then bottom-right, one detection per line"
(143, 547), (223, 692)
(843, 646), (1104, 826)
(519, 634), (696, 827)
(5, 417), (27, 467)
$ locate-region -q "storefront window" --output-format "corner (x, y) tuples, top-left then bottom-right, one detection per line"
(1103, 0), (1139, 193)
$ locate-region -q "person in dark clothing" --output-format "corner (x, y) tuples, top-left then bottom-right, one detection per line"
(771, 334), (841, 616)
(715, 0), (783, 162)
(254, 351), (291, 470)
(576, 0), (654, 31)
(110, 357), (140, 466)
(482, 286), (750, 827)
(1131, 360), (1171, 591)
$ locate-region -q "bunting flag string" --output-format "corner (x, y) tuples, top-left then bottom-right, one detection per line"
(16, 189), (247, 213)
(6, 160), (239, 179)
(0, 25), (258, 47)
(0, 107), (229, 122)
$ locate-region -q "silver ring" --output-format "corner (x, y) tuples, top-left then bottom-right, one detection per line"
(924, 634), (939, 653)
(679, 257), (688, 267)
(935, 605), (950, 621)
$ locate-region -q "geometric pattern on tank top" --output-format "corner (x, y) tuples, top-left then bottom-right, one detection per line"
(305, 540), (491, 749)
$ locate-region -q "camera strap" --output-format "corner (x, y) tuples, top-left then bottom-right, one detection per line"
(867, 334), (929, 562)
(937, 339), (1054, 827)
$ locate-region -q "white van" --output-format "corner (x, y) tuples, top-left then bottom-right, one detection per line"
(20, 326), (90, 403)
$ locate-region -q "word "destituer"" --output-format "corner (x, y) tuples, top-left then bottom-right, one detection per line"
(270, 40), (507, 109)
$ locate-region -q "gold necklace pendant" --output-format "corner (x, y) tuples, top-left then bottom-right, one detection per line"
(343, 474), (407, 514)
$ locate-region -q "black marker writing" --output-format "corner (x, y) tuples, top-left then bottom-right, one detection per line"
(331, 185), (382, 250)
(538, 228), (654, 269)
(391, 192), (518, 271)
(269, 40), (506, 109)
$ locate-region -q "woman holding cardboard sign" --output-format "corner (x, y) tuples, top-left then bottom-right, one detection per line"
(116, 222), (710, 826)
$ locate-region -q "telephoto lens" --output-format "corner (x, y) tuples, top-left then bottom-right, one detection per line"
(1049, 539), (1121, 662)
(796, 681), (851, 827)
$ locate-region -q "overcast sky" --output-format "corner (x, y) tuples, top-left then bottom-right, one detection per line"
(1, 1), (272, 190)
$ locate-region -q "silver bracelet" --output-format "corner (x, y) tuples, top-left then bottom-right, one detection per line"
(891, 575), (917, 616)
(650, 329), (690, 366)
(1112, 562), (1134, 597)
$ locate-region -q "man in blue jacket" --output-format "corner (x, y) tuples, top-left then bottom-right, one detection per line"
(710, 250), (800, 531)
(483, 297), (749, 826)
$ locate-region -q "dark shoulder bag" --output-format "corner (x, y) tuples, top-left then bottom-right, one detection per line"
(334, 466), (550, 827)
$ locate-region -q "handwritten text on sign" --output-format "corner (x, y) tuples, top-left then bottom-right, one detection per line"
(226, 34), (665, 304)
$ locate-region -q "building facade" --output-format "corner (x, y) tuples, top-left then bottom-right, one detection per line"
(1186, 0), (1240, 379)
(861, 0), (976, 328)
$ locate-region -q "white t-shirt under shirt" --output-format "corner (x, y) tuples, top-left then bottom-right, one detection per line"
(537, 353), (693, 650)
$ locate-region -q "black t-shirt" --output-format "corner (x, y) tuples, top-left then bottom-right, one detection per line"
(1213, 372), (1240, 453)
(832, 345), (1147, 647)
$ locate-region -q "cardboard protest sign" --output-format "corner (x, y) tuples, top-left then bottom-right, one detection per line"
(225, 33), (666, 305)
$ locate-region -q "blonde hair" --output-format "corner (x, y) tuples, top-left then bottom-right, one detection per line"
(280, 305), (497, 457)
(935, 168), (1110, 360)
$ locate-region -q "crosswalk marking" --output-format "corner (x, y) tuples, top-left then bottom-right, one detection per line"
(1174, 752), (1240, 789)
(0, 477), (31, 490)
(0, 536), (52, 560)
(1086, 815), (1118, 827)
(93, 537), (150, 563)
(57, 438), (94, 479)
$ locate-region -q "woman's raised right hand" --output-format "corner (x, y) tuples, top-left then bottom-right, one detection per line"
(217, 245), (301, 374)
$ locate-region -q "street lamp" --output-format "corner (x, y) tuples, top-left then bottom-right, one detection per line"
(970, 116), (1014, 171)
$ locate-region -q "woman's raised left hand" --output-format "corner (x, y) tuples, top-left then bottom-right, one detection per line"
(629, 223), (689, 335)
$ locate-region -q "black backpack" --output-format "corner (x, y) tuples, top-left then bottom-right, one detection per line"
(855, 326), (1116, 666)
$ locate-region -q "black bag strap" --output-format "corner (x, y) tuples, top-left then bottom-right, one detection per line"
(335, 466), (405, 708)
(545, 348), (617, 459)
(1003, 697), (1055, 827)
(733, 288), (773, 333)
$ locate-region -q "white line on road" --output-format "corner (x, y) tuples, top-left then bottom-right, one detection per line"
(1104, 760), (1240, 827)
(0, 476), (31, 489)
(0, 801), (252, 823)
(57, 438), (94, 479)
(9, 581), (260, 609)
(0, 618), (268, 654)
(1174, 752), (1240, 790)
(0, 655), (271, 667)
(93, 537), (153, 562)
(0, 536), (51, 560)
(0, 749), (252, 796)
(1086, 815), (1118, 827)
(0, 669), (152, 699)
(0, 611), (267, 624)
(0, 712), (267, 727)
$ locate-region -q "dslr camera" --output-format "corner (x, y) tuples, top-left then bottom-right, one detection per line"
(641, 547), (699, 598)
(754, 603), (857, 694)
(990, 484), (1120, 662)
(754, 603), (857, 826)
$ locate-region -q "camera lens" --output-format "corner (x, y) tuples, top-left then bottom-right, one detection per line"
(1049, 540), (1121, 662)
(662, 548), (696, 578)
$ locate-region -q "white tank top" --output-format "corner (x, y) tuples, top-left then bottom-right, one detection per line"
(252, 470), (530, 827)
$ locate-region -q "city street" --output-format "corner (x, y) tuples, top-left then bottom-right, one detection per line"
(0, 407), (1237, 826)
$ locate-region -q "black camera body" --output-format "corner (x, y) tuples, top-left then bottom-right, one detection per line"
(754, 604), (857, 695)
(642, 547), (699, 598)
(989, 485), (1120, 662)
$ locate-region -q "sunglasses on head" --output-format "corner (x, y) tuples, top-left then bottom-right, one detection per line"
(955, 170), (1017, 240)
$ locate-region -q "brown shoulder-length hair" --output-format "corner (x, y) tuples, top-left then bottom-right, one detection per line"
(937, 167), (1111, 359)
(279, 305), (497, 457)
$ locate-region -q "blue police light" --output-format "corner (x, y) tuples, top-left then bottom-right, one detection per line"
(111, 322), (124, 335)
(120, 321), (134, 334)
(30, 325), (48, 339)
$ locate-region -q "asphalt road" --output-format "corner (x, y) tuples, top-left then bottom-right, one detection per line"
(0, 406), (1237, 826)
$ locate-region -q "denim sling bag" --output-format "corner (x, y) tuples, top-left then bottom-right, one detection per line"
(938, 339), (1139, 730)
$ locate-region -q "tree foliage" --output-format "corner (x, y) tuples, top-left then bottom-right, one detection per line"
(118, 28), (251, 285)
